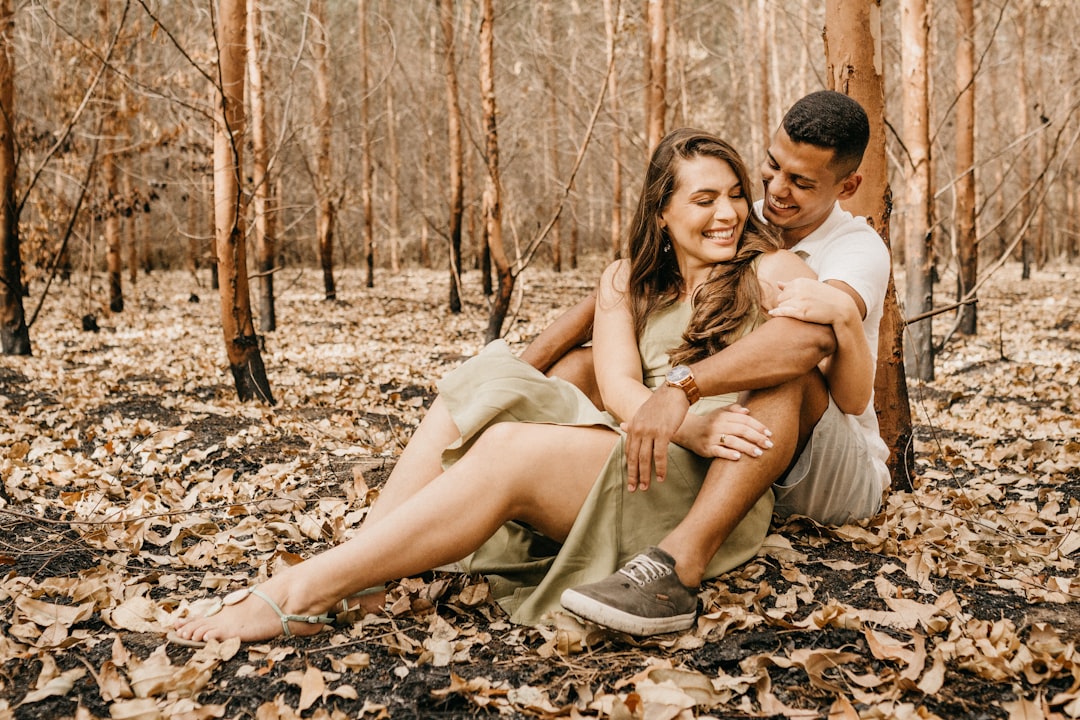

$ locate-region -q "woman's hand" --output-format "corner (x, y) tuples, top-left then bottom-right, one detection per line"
(677, 404), (773, 460)
(768, 277), (873, 415)
(768, 278), (859, 326)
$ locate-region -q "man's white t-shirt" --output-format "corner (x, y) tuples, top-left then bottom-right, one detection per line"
(756, 200), (892, 492)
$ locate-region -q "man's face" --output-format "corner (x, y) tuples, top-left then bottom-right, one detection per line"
(760, 127), (855, 246)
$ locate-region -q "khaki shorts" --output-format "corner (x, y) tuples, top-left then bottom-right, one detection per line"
(772, 397), (883, 525)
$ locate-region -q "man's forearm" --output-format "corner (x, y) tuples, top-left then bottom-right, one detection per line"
(689, 317), (836, 397)
(519, 292), (597, 372)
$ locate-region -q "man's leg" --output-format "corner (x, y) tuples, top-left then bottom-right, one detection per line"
(660, 370), (829, 587)
(545, 347), (602, 409)
(561, 371), (828, 634)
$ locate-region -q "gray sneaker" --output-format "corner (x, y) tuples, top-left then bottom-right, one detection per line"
(560, 547), (698, 636)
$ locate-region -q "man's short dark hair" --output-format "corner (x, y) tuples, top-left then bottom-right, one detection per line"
(782, 90), (870, 179)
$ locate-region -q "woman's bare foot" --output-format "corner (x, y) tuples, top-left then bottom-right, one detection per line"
(172, 573), (334, 644)
(348, 586), (386, 616)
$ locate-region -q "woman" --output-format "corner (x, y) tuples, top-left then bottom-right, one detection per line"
(172, 130), (804, 644)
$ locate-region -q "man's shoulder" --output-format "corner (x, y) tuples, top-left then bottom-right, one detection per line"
(811, 208), (888, 260)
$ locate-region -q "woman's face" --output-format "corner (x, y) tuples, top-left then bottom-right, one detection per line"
(659, 155), (748, 273)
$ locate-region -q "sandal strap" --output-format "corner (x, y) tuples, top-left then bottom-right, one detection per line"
(249, 587), (335, 638)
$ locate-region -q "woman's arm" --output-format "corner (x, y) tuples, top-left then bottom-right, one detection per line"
(766, 276), (873, 415)
(591, 260), (654, 423)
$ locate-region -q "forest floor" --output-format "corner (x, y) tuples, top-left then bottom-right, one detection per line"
(0, 259), (1078, 720)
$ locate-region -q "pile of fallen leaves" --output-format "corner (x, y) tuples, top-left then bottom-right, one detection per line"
(0, 260), (1077, 720)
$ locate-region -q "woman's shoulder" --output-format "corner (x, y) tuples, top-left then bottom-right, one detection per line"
(598, 259), (632, 297)
(755, 248), (816, 282)
(601, 258), (631, 278)
(753, 249), (816, 311)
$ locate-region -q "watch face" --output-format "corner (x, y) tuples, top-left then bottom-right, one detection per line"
(667, 365), (691, 383)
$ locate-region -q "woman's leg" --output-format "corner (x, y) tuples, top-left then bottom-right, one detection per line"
(363, 396), (459, 526)
(173, 422), (618, 643)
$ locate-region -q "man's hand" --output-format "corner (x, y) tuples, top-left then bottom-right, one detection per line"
(621, 385), (689, 492)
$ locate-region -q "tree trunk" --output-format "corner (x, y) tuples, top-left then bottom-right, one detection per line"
(542, 2), (562, 271)
(480, 0), (511, 343)
(955, 0), (977, 335)
(247, 0), (276, 331)
(118, 92), (137, 285)
(359, 0), (375, 289)
(901, 0), (934, 381)
(313, 0), (336, 301)
(122, 157), (137, 286)
(825, 0), (913, 488)
(644, 0), (666, 153)
(757, 0), (770, 144)
(103, 150), (123, 312)
(420, 147), (431, 268)
(214, 0), (273, 404)
(0, 0), (28, 355)
(386, 85), (401, 274)
(1015, 8), (1032, 279)
(603, 0), (622, 259)
(1032, 2), (1047, 269)
(101, 0), (122, 313)
(186, 184), (200, 283)
(439, 0), (463, 313)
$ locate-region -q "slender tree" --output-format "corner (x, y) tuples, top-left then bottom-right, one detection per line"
(0, 0), (28, 355)
(121, 149), (137, 285)
(1031, 2), (1048, 268)
(385, 83), (401, 273)
(439, 0), (463, 313)
(757, 0), (770, 144)
(480, 0), (511, 343)
(644, 0), (666, 152)
(542, 2), (562, 271)
(955, 0), (977, 335)
(825, 0), (913, 487)
(603, 0), (622, 259)
(1014, 5), (1033, 279)
(100, 0), (123, 313)
(247, 0), (276, 331)
(359, 0), (375, 288)
(901, 0), (934, 381)
(213, 0), (274, 403)
(313, 0), (336, 300)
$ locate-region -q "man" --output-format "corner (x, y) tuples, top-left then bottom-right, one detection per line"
(554, 90), (892, 635)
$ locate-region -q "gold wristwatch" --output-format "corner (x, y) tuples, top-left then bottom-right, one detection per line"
(665, 364), (700, 404)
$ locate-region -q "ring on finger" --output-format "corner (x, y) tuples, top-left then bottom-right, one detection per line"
(719, 434), (726, 445)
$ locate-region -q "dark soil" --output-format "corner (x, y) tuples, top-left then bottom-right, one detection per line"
(3, 264), (1078, 719)
(4, 402), (1075, 720)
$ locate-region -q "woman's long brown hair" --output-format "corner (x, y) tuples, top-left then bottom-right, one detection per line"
(624, 128), (781, 366)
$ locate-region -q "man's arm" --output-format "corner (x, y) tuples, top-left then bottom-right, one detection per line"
(769, 277), (873, 414)
(518, 292), (596, 373)
(691, 250), (837, 397)
(626, 251), (837, 490)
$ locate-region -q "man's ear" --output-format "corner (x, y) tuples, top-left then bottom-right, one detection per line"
(838, 172), (862, 200)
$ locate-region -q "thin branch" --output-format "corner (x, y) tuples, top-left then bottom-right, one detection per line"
(15, 1), (127, 217)
(905, 298), (978, 325)
(26, 134), (101, 330)
(928, 0), (1011, 147)
(510, 14), (618, 277)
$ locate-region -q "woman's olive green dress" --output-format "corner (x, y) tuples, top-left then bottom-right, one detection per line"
(436, 301), (773, 625)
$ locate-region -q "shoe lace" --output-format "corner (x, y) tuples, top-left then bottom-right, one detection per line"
(618, 553), (672, 587)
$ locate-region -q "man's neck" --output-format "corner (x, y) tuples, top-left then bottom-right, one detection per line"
(778, 204), (837, 249)
(779, 227), (812, 250)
